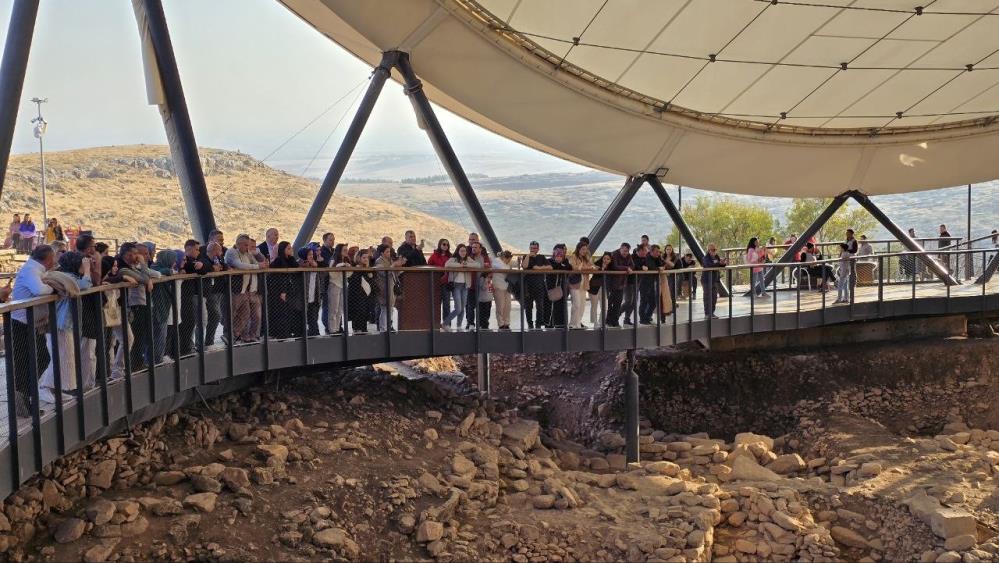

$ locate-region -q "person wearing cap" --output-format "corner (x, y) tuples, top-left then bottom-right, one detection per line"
(520, 240), (551, 329)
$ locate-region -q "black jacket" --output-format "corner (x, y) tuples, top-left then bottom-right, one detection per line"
(397, 242), (427, 266)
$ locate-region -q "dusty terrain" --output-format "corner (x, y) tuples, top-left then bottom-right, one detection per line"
(0, 332), (994, 562)
(1, 145), (482, 250)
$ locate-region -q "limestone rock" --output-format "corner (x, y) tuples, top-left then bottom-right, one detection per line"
(221, 467), (250, 491)
(85, 499), (116, 526)
(767, 454), (806, 474)
(257, 444), (289, 463)
(944, 534), (976, 551)
(54, 518), (85, 544)
(930, 508), (977, 540)
(88, 460), (117, 489)
(416, 521), (444, 543)
(830, 526), (869, 548)
(734, 433), (774, 451)
(183, 493), (218, 513)
(83, 539), (120, 563)
(313, 527), (361, 558)
(728, 455), (781, 482)
(153, 471), (186, 486)
(503, 420), (540, 450)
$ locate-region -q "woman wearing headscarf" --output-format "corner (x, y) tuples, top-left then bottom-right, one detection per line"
(18, 214), (36, 253)
(546, 245), (572, 328)
(347, 249), (377, 333)
(38, 251), (93, 407)
(267, 241), (300, 339)
(149, 250), (177, 365)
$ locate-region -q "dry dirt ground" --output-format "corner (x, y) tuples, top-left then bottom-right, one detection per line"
(2, 145), (486, 250)
(7, 341), (999, 563)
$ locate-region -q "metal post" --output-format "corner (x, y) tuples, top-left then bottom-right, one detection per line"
(624, 349), (640, 464)
(646, 175), (728, 297)
(586, 176), (643, 253)
(966, 184), (972, 280)
(293, 52), (399, 249)
(134, 0), (217, 243)
(476, 353), (490, 396)
(848, 190), (959, 285)
(30, 98), (47, 225)
(395, 52), (503, 254)
(763, 194), (849, 289)
(0, 0), (40, 202)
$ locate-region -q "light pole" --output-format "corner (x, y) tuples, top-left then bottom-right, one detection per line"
(30, 97), (47, 227)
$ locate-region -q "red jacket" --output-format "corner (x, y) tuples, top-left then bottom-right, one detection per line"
(428, 251), (451, 285)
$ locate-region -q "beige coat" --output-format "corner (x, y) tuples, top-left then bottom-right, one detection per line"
(568, 254), (596, 292)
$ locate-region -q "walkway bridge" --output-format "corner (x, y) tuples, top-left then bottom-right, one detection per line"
(0, 250), (996, 499)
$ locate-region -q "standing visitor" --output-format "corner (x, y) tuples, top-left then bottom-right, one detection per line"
(298, 246), (323, 336)
(38, 251), (93, 407)
(442, 244), (472, 330)
(150, 250), (177, 364)
(938, 224), (953, 273)
(44, 218), (64, 243)
(326, 243), (348, 334)
(607, 243), (634, 327)
(662, 244), (680, 307)
(520, 241), (551, 329)
(397, 230), (427, 266)
(258, 228), (279, 260)
(6, 213), (20, 249)
(178, 239), (204, 354)
(546, 245), (571, 328)
(465, 242), (489, 329)
(634, 245), (657, 325)
(267, 242), (300, 339)
(589, 252), (613, 326)
(567, 241), (595, 329)
(9, 245), (55, 415)
(701, 244), (727, 318)
(201, 241), (226, 346)
(18, 214), (36, 253)
(427, 239), (452, 323)
(225, 235), (263, 343)
(373, 244), (406, 332)
(746, 237), (768, 298)
(347, 250), (376, 333)
(318, 232), (336, 334)
(492, 251), (514, 330)
(834, 243), (851, 304)
(648, 245), (671, 320)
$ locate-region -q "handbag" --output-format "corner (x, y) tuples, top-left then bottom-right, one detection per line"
(102, 293), (122, 328)
(547, 286), (563, 301)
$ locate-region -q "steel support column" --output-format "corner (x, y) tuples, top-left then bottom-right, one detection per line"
(294, 51), (399, 249)
(476, 353), (490, 397)
(762, 194), (849, 288)
(135, 0), (216, 243)
(587, 176), (643, 252)
(624, 349), (640, 464)
(977, 253), (998, 285)
(849, 191), (959, 286)
(395, 52), (503, 254)
(646, 175), (729, 297)
(0, 0), (40, 202)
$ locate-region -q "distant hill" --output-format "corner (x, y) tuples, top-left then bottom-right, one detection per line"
(1, 146), (488, 251)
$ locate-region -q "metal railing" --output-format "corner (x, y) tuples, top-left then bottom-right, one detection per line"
(0, 247), (996, 498)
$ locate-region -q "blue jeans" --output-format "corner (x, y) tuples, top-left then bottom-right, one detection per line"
(837, 276), (850, 302)
(443, 283), (466, 327)
(752, 271), (766, 296)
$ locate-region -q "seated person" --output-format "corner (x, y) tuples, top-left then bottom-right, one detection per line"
(799, 243), (834, 289)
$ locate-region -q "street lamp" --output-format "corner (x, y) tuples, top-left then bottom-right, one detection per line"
(30, 97), (48, 227)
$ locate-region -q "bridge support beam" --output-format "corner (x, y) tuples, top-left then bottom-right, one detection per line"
(294, 51), (398, 249)
(476, 353), (490, 397)
(848, 191), (958, 286)
(134, 0), (216, 243)
(976, 254), (998, 285)
(762, 194), (849, 289)
(624, 349), (640, 464)
(587, 176), (644, 252)
(0, 0), (40, 203)
(396, 53), (502, 254)
(646, 175), (729, 297)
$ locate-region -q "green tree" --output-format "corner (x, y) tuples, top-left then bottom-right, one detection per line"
(784, 198), (878, 243)
(668, 196), (777, 254)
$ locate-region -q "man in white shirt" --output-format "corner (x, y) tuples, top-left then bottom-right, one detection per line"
(225, 235), (262, 342)
(9, 245), (57, 416)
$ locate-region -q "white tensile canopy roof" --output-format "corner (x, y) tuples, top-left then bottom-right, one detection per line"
(280, 0), (999, 197)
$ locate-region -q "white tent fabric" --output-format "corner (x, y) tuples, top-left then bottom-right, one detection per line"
(279, 0), (999, 197)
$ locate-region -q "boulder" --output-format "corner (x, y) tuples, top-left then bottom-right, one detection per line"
(256, 444), (289, 463)
(416, 521), (444, 543)
(830, 526), (869, 548)
(153, 471), (187, 486)
(88, 460), (117, 489)
(930, 508), (977, 540)
(733, 433), (774, 451)
(183, 493), (218, 513)
(221, 467), (250, 491)
(503, 420), (540, 450)
(54, 518), (85, 544)
(728, 455), (781, 482)
(767, 454), (806, 474)
(85, 499), (116, 526)
(944, 534), (977, 551)
(312, 527), (361, 558)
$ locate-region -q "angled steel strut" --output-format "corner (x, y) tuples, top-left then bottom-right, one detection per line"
(294, 51), (399, 249)
(0, 0), (40, 203)
(295, 51), (503, 254)
(135, 0), (217, 243)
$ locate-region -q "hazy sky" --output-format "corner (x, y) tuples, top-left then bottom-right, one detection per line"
(0, 0), (583, 172)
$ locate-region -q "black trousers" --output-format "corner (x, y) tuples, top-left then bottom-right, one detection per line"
(464, 287), (477, 327)
(477, 301), (492, 329)
(622, 284), (636, 322)
(129, 306), (150, 369)
(545, 298), (567, 327)
(9, 319), (50, 412)
(307, 301), (321, 336)
(638, 285), (657, 323)
(523, 288), (546, 328)
(607, 288), (624, 327)
(205, 292), (224, 344)
(178, 294), (197, 355)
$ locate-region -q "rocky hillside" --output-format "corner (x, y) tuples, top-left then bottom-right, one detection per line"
(1, 146), (477, 250)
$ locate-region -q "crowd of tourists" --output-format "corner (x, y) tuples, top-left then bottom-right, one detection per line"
(6, 222), (996, 417)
